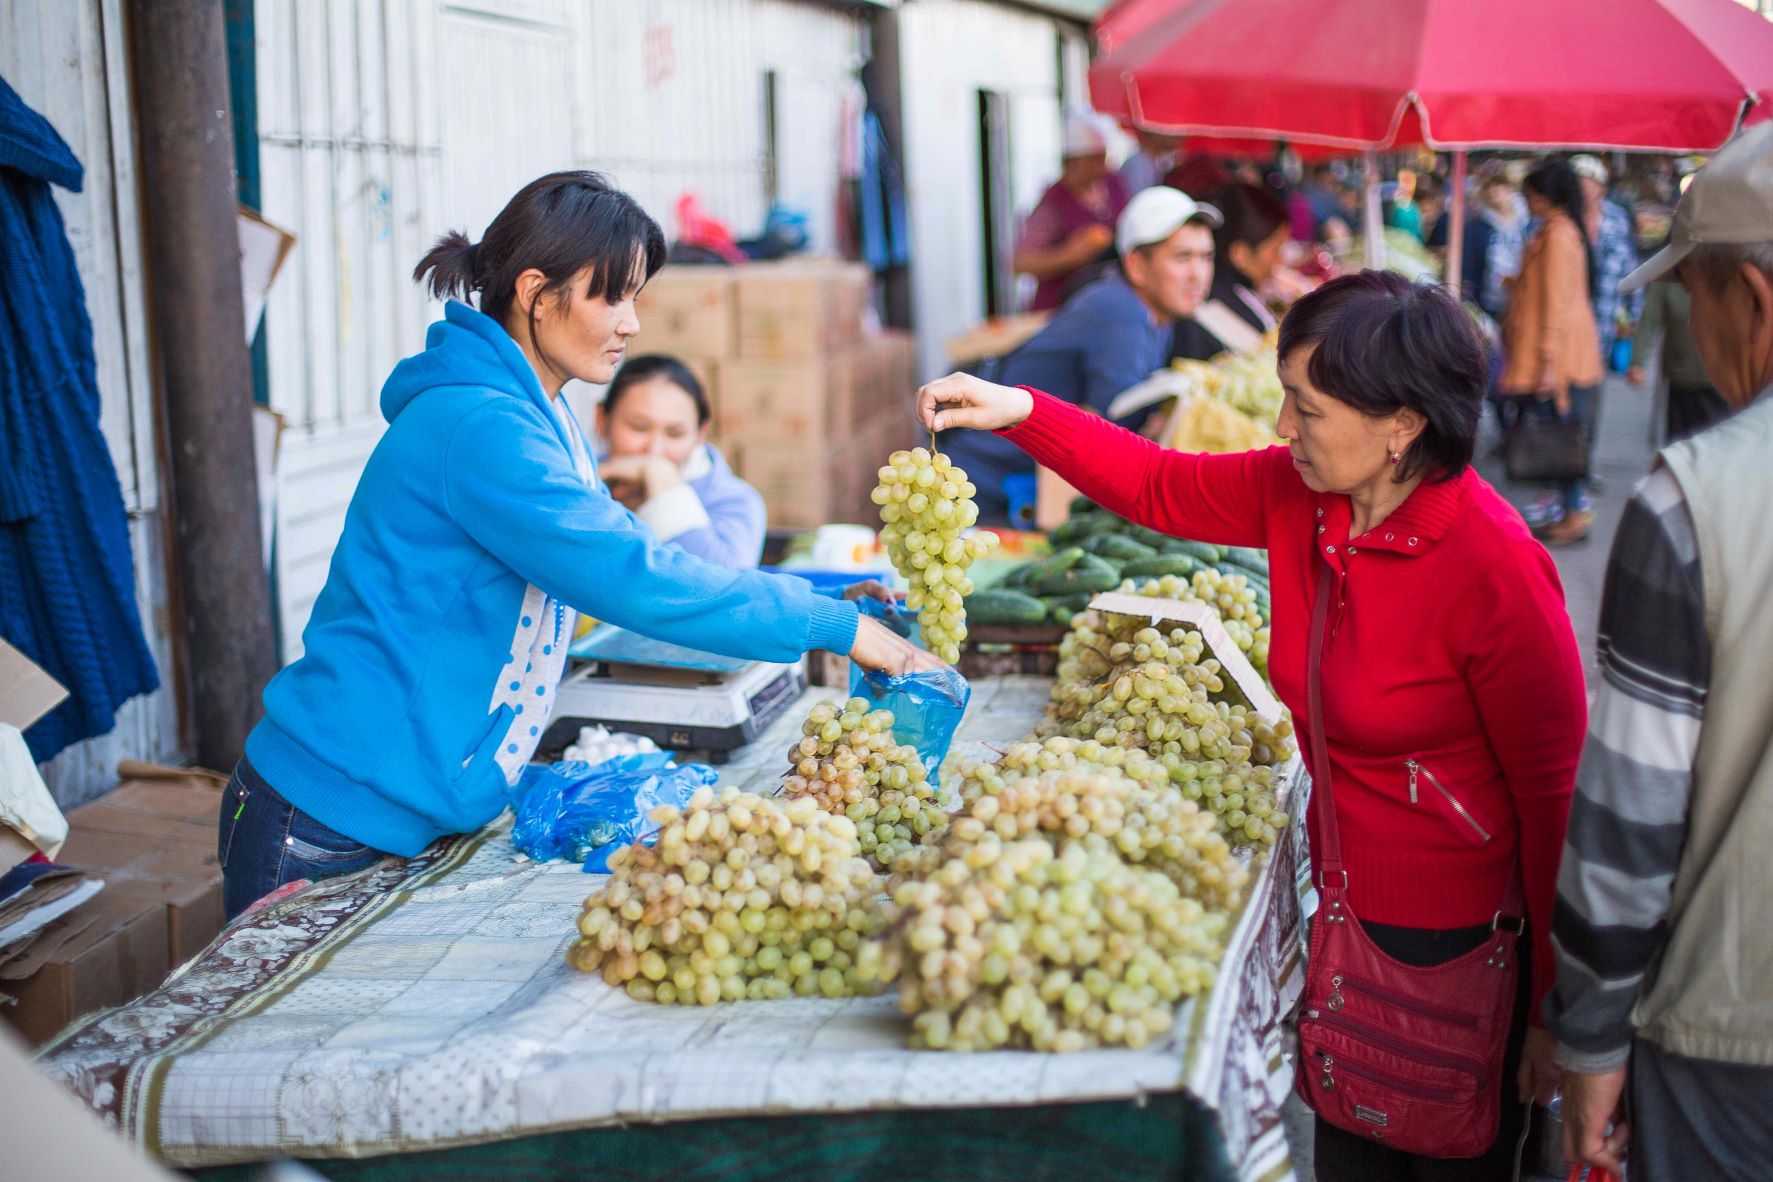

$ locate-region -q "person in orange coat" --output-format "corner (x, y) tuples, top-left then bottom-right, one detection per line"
(1501, 158), (1605, 544)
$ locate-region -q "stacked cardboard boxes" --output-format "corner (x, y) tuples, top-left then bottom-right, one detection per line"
(631, 260), (919, 532)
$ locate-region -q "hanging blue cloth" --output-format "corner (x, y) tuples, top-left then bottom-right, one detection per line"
(860, 109), (910, 272)
(0, 74), (158, 762)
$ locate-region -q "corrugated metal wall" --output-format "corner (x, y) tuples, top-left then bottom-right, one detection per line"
(258, 0), (864, 659)
(2, 0), (185, 804)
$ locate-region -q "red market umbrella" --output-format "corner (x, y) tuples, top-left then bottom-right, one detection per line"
(1092, 0), (1773, 153)
(1092, 0), (1773, 289)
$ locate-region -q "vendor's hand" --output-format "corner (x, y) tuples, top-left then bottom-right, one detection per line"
(1627, 364), (1646, 387)
(918, 373), (1034, 435)
(1535, 363), (1559, 398)
(1516, 1027), (1563, 1107)
(1064, 223), (1115, 265)
(1562, 1064), (1630, 1176)
(842, 580), (896, 606)
(847, 615), (949, 677)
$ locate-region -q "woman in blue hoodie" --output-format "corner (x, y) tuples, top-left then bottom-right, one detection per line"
(595, 355), (765, 569)
(219, 171), (935, 919)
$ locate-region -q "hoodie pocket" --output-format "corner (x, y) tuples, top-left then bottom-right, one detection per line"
(1405, 759), (1493, 847)
(455, 703), (517, 787)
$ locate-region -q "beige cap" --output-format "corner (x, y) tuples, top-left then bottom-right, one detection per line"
(1570, 154), (1609, 185)
(1622, 121), (1773, 292)
(1116, 186), (1222, 257)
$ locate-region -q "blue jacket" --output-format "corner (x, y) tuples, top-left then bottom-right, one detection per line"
(247, 302), (858, 855)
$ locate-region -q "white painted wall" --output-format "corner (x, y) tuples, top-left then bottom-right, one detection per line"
(256, 0), (864, 658)
(897, 0), (1067, 381)
(1, 0), (184, 803)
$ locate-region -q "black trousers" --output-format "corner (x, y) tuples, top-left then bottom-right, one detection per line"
(1312, 920), (1534, 1182)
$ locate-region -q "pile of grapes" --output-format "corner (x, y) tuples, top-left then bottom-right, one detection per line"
(567, 787), (885, 1004)
(858, 838), (1225, 1052)
(1127, 570), (1271, 675)
(872, 447), (997, 664)
(779, 698), (948, 872)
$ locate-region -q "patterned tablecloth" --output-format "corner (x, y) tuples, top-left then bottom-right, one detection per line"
(38, 676), (1308, 1180)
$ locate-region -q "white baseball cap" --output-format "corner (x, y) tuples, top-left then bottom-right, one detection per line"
(1063, 112), (1113, 159)
(1621, 122), (1773, 292)
(1116, 186), (1222, 257)
(1570, 154), (1609, 186)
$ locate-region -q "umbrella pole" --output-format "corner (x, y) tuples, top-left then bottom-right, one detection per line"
(1446, 150), (1468, 296)
(1363, 151), (1386, 271)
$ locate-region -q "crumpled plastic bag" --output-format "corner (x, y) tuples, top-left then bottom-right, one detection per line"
(511, 753), (720, 872)
(847, 666), (971, 778)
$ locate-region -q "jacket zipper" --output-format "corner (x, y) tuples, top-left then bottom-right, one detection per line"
(1303, 1010), (1488, 1080)
(1313, 1051), (1460, 1102)
(1337, 974), (1480, 1028)
(1405, 759), (1492, 842)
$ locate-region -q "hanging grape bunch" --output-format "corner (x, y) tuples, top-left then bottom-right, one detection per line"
(568, 787), (886, 1005)
(873, 447), (997, 664)
(779, 698), (949, 873)
(858, 838), (1226, 1052)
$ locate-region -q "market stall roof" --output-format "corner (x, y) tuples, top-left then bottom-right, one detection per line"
(1091, 0), (1773, 153)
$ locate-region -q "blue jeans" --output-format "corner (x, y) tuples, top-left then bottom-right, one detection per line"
(217, 758), (386, 919)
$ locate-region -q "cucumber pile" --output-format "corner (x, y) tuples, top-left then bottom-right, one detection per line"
(967, 499), (1272, 636)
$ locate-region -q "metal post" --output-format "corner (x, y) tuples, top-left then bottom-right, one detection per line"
(861, 7), (913, 330)
(130, 0), (277, 772)
(1446, 150), (1468, 296)
(1363, 151), (1387, 271)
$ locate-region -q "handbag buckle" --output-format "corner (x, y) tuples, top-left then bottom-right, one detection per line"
(1318, 869), (1349, 891)
(1491, 912), (1524, 934)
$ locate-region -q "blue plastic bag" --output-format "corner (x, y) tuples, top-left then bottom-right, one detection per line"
(847, 666), (971, 777)
(511, 753), (720, 872)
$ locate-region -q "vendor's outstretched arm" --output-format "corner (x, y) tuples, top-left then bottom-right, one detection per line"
(919, 374), (1275, 547)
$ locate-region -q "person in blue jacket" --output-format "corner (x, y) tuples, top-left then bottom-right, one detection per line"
(219, 171), (936, 919)
(595, 355), (765, 570)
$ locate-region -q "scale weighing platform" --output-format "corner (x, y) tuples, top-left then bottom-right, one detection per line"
(551, 625), (805, 763)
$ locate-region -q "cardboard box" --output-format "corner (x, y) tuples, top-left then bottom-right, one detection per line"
(715, 354), (855, 448)
(0, 638), (67, 732)
(734, 413), (914, 532)
(633, 268), (737, 359)
(0, 892), (169, 1047)
(735, 260), (871, 362)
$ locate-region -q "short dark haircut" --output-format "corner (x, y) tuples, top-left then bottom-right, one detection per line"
(1276, 270), (1485, 483)
(604, 354), (711, 426)
(1413, 172), (1445, 202)
(1212, 181), (1290, 256)
(413, 170), (667, 329)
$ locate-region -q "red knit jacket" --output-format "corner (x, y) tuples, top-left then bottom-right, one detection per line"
(1002, 391), (1587, 1021)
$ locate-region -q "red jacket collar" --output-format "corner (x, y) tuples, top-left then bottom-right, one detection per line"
(1316, 467), (1471, 557)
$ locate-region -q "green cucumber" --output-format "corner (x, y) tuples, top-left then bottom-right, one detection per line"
(965, 588), (1051, 627)
(1082, 534), (1158, 562)
(1222, 546), (1269, 573)
(1033, 555), (1121, 598)
(1173, 541), (1226, 565)
(1120, 554), (1202, 580)
(1046, 594), (1094, 623)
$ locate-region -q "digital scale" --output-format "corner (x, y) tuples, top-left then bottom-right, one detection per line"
(549, 624), (805, 763)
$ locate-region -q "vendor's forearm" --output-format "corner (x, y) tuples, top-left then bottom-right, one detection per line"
(1013, 245), (1082, 281)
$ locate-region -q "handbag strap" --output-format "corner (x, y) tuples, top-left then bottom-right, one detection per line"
(1305, 554), (1526, 924)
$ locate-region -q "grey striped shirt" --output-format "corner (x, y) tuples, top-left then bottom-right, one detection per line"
(1546, 467), (1708, 1073)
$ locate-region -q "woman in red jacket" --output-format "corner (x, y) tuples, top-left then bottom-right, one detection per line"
(919, 270), (1586, 1180)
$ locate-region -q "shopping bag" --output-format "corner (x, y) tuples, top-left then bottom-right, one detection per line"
(511, 753), (720, 872)
(847, 665), (971, 777)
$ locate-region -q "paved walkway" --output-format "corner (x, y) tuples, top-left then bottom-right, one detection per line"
(1279, 374), (1660, 1180)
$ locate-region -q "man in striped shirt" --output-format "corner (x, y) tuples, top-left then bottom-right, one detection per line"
(1546, 125), (1773, 1180)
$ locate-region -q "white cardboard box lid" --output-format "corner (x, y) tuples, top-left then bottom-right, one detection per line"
(0, 640), (68, 732)
(1085, 592), (1282, 724)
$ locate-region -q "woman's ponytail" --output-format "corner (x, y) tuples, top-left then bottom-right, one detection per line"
(412, 230), (480, 303)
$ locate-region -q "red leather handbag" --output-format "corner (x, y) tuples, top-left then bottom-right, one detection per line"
(1294, 561), (1524, 1158)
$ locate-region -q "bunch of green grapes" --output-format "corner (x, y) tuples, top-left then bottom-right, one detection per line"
(1118, 571), (1271, 677)
(568, 787), (885, 1005)
(872, 447), (998, 664)
(946, 756), (1246, 913)
(858, 839), (1226, 1052)
(780, 698), (948, 872)
(1040, 622), (1294, 848)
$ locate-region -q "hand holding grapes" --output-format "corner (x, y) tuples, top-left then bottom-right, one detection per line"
(916, 373), (1034, 435)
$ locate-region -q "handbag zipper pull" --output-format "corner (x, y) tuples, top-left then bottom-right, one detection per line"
(1328, 974), (1345, 1011)
(1407, 759), (1419, 804)
(1319, 1051), (1336, 1091)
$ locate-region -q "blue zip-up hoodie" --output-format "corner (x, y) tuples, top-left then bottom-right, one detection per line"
(246, 302), (859, 856)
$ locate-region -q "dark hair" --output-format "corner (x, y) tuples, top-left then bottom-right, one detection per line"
(1523, 158), (1598, 299)
(1413, 172), (1445, 202)
(1276, 270), (1485, 483)
(413, 170), (667, 329)
(1212, 181), (1290, 259)
(604, 354), (711, 426)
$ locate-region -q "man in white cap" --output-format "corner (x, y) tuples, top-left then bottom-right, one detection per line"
(946, 187), (1219, 523)
(1012, 112), (1132, 311)
(1547, 121), (1773, 1179)
(1571, 153), (1645, 366)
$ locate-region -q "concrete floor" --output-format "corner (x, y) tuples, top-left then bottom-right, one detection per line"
(1278, 375), (1657, 1181)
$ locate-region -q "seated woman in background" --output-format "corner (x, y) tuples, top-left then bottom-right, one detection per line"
(1172, 180), (1290, 362)
(595, 355), (765, 570)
